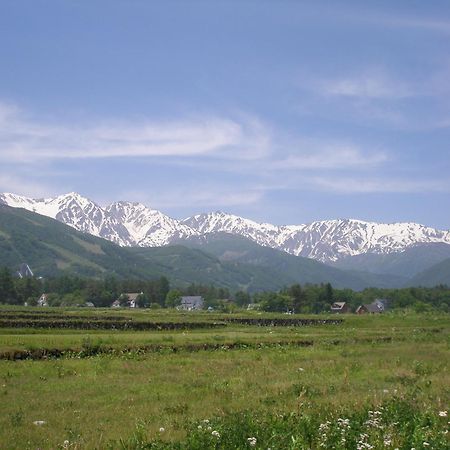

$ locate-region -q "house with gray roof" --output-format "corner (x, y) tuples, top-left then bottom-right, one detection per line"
(16, 263), (34, 278)
(178, 296), (204, 311)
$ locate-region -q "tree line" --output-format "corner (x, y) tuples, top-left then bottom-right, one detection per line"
(0, 267), (449, 312)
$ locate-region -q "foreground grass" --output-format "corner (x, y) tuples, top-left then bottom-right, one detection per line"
(0, 310), (448, 448)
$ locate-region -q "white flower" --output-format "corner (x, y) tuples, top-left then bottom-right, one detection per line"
(211, 430), (220, 438)
(197, 425), (202, 430)
(159, 427), (165, 433)
(439, 410), (447, 417)
(247, 437), (257, 446)
(63, 441), (70, 449)
(423, 443), (430, 447)
(203, 419), (210, 424)
(207, 426), (212, 431)
(33, 420), (46, 426)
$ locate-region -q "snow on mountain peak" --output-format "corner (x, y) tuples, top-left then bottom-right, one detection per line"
(1, 191), (449, 261)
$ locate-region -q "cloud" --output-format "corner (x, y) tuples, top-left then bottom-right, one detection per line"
(0, 102), (270, 162)
(310, 176), (450, 194)
(274, 145), (388, 170)
(117, 185), (265, 210)
(316, 70), (414, 100)
(0, 172), (52, 197)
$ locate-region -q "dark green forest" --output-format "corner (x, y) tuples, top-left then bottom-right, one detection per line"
(0, 267), (449, 313)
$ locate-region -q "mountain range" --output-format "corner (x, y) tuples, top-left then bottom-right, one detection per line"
(1, 192), (450, 264)
(1, 191), (450, 288)
(0, 203), (407, 291)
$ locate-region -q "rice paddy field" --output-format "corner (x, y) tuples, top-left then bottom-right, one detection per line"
(0, 307), (448, 449)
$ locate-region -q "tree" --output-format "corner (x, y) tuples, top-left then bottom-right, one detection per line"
(136, 293), (149, 308)
(234, 291), (251, 307)
(0, 267), (17, 304)
(165, 289), (182, 308)
(288, 284), (307, 313)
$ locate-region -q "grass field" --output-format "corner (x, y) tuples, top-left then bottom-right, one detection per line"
(0, 308), (448, 449)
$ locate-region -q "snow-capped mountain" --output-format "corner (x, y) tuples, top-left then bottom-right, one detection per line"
(106, 201), (196, 246)
(1, 192), (450, 262)
(182, 212), (281, 248)
(183, 213), (450, 262)
(0, 192), (133, 246)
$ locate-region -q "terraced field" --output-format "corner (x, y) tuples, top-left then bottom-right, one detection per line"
(0, 308), (448, 449)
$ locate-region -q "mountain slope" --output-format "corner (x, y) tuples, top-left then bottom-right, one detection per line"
(0, 204), (409, 291)
(409, 258), (450, 287)
(0, 204), (166, 279)
(179, 232), (407, 289)
(2, 192), (450, 266)
(106, 201), (196, 246)
(330, 243), (450, 278)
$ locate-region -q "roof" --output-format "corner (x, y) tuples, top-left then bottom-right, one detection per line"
(121, 292), (142, 301)
(331, 302), (347, 310)
(181, 296), (203, 304)
(364, 302), (384, 313)
(16, 263), (34, 278)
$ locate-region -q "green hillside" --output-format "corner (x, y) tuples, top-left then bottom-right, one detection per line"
(179, 233), (407, 289)
(331, 243), (450, 278)
(0, 204), (164, 279)
(409, 257), (450, 287)
(0, 205), (414, 291)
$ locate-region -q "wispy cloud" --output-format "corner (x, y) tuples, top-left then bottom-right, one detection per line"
(0, 102), (270, 162)
(319, 72), (413, 99)
(118, 185), (265, 210)
(274, 145), (388, 170)
(310, 176), (450, 194)
(0, 171), (52, 197)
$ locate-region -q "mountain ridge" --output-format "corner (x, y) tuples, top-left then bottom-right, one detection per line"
(1, 191), (449, 263)
(0, 203), (408, 291)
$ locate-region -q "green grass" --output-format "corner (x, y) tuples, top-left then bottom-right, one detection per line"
(0, 309), (448, 449)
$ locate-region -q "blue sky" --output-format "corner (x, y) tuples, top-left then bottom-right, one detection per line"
(0, 1), (449, 228)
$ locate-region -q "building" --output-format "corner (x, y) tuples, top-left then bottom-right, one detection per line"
(178, 296), (204, 311)
(330, 301), (351, 314)
(37, 293), (48, 307)
(16, 263), (34, 279)
(356, 299), (386, 314)
(114, 292), (143, 308)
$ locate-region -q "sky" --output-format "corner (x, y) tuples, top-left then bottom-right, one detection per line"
(0, 0), (450, 229)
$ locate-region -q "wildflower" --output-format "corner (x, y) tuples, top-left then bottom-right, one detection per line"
(423, 443), (430, 447)
(203, 419), (210, 424)
(247, 436), (257, 446)
(63, 441), (70, 449)
(439, 410), (447, 417)
(159, 427), (165, 433)
(211, 430), (220, 438)
(33, 420), (46, 426)
(198, 425), (202, 430)
(298, 367), (305, 372)
(207, 426), (212, 431)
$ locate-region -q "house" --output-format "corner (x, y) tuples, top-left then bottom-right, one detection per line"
(330, 301), (351, 314)
(356, 299), (386, 314)
(16, 263), (34, 279)
(355, 304), (368, 314)
(247, 303), (261, 311)
(37, 293), (48, 307)
(114, 292), (143, 308)
(178, 296), (204, 311)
